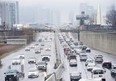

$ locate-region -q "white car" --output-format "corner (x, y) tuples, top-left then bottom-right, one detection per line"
(85, 59), (94, 66)
(28, 57), (36, 64)
(25, 48), (30, 51)
(45, 48), (51, 51)
(28, 68), (39, 78)
(18, 54), (25, 59)
(12, 57), (21, 65)
(35, 49), (41, 54)
(91, 67), (106, 81)
(80, 54), (87, 61)
(87, 63), (96, 71)
(69, 59), (77, 66)
(41, 55), (51, 62)
(36, 61), (47, 71)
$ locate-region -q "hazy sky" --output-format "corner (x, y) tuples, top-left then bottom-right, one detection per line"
(16, 0), (116, 23)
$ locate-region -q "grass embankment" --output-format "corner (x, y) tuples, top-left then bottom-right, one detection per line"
(0, 45), (23, 59)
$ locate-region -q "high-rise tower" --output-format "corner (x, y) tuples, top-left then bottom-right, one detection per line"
(96, 4), (101, 25)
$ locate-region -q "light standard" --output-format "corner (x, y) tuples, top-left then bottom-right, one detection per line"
(76, 11), (89, 41)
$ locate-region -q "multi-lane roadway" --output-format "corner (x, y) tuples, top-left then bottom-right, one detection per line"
(1, 31), (116, 81)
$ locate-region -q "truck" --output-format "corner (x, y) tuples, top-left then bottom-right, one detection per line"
(4, 69), (20, 81)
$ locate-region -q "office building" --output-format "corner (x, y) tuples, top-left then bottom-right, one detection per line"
(0, 0), (19, 29)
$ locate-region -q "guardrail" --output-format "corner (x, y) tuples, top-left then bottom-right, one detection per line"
(45, 63), (64, 81)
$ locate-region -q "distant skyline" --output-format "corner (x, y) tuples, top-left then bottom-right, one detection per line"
(16, 0), (116, 24)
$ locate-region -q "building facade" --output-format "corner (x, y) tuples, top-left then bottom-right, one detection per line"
(0, 0), (19, 29)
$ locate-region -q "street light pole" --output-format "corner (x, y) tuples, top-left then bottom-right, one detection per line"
(76, 11), (89, 41)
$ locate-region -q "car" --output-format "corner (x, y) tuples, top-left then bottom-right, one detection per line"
(91, 67), (106, 81)
(102, 61), (112, 69)
(25, 48), (30, 51)
(86, 48), (91, 52)
(41, 55), (51, 62)
(18, 54), (25, 59)
(85, 59), (94, 66)
(35, 49), (41, 54)
(38, 39), (42, 42)
(80, 54), (87, 61)
(64, 48), (70, 55)
(30, 46), (35, 49)
(69, 59), (77, 66)
(73, 42), (78, 46)
(69, 54), (76, 60)
(36, 61), (47, 71)
(87, 63), (96, 71)
(82, 45), (87, 51)
(41, 43), (44, 46)
(70, 72), (81, 81)
(111, 65), (116, 77)
(12, 57), (21, 65)
(28, 57), (36, 64)
(4, 69), (20, 81)
(45, 48), (51, 51)
(28, 68), (39, 78)
(95, 55), (103, 63)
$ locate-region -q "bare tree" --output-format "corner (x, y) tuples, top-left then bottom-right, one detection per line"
(106, 6), (116, 28)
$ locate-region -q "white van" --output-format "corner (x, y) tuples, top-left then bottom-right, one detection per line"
(91, 67), (106, 81)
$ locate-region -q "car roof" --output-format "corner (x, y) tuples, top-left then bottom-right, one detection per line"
(79, 78), (103, 81)
(92, 67), (104, 71)
(5, 69), (19, 75)
(70, 72), (80, 76)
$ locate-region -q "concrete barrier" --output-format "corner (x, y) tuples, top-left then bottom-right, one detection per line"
(6, 39), (27, 45)
(46, 64), (64, 81)
(79, 31), (116, 55)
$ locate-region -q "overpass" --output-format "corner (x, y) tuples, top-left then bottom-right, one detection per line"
(33, 28), (78, 33)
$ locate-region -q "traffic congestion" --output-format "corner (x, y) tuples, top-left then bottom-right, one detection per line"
(0, 31), (116, 81)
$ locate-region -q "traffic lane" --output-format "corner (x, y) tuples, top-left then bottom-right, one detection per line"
(69, 32), (116, 81)
(2, 32), (54, 80)
(62, 54), (93, 81)
(60, 36), (91, 81)
(86, 50), (115, 81)
(0, 32), (39, 80)
(21, 32), (55, 81)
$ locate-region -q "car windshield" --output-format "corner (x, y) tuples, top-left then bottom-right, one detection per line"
(70, 56), (76, 59)
(6, 75), (15, 78)
(29, 69), (37, 72)
(113, 67), (116, 69)
(93, 70), (104, 74)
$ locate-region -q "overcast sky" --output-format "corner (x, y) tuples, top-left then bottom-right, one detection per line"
(16, 0), (116, 23)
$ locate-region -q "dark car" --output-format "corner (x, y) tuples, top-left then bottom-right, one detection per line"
(102, 61), (112, 69)
(111, 65), (116, 77)
(4, 70), (20, 81)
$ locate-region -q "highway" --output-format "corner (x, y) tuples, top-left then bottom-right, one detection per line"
(0, 32), (56, 81)
(62, 32), (116, 81)
(0, 31), (116, 81)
